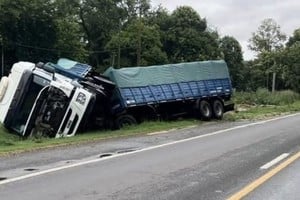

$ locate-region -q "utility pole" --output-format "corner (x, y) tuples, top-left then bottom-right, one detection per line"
(117, 19), (121, 68)
(111, 52), (116, 67)
(272, 60), (276, 93)
(117, 43), (121, 68)
(272, 72), (276, 93)
(136, 0), (142, 66)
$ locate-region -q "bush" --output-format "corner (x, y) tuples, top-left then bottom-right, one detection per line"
(234, 89), (300, 105)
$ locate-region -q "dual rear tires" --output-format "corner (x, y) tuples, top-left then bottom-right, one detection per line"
(114, 99), (224, 129)
(198, 99), (224, 120)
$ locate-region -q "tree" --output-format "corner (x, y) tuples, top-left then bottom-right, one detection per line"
(220, 36), (244, 90)
(248, 18), (286, 53)
(0, 0), (87, 67)
(106, 20), (167, 68)
(147, 5), (170, 29)
(278, 36), (300, 92)
(242, 60), (266, 91)
(162, 6), (221, 63)
(78, 0), (126, 68)
(0, 0), (58, 64)
(248, 18), (286, 92)
(53, 0), (87, 61)
(287, 28), (300, 47)
(123, 0), (151, 20)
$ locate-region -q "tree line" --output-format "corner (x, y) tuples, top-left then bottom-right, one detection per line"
(246, 18), (300, 92)
(0, 0), (299, 92)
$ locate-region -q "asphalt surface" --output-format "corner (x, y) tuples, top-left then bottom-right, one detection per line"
(245, 158), (300, 200)
(0, 114), (300, 200)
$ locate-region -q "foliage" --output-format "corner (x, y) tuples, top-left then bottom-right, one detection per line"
(0, 0), (58, 63)
(0, 0), (243, 72)
(240, 60), (266, 91)
(246, 18), (289, 92)
(0, 0), (87, 67)
(78, 0), (126, 68)
(162, 6), (221, 63)
(234, 88), (300, 105)
(280, 42), (300, 92)
(106, 20), (168, 68)
(220, 36), (244, 90)
(287, 28), (300, 47)
(53, 0), (88, 61)
(248, 18), (286, 53)
(1, 1), (299, 96)
(123, 0), (151, 20)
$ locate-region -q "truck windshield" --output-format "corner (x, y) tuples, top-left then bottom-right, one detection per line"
(10, 75), (49, 133)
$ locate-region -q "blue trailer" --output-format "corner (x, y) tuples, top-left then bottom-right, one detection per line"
(104, 60), (234, 128)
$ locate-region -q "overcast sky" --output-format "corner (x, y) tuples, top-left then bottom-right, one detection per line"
(151, 0), (300, 60)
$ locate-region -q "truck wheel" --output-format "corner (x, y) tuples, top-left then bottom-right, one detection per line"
(199, 100), (212, 121)
(114, 114), (137, 129)
(212, 99), (224, 120)
(0, 77), (9, 102)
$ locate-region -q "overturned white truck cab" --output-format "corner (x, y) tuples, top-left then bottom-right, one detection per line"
(0, 60), (115, 138)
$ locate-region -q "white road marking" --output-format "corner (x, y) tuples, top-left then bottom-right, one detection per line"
(0, 113), (299, 186)
(260, 153), (290, 170)
(147, 125), (197, 135)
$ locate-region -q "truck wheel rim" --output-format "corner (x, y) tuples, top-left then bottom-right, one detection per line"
(203, 105), (210, 116)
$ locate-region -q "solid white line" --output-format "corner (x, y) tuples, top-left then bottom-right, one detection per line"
(260, 153), (290, 170)
(0, 113), (299, 186)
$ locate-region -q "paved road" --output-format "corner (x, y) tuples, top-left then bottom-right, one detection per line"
(245, 157), (300, 200)
(1, 114), (300, 199)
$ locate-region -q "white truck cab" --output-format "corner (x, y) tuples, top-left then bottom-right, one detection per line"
(0, 61), (95, 138)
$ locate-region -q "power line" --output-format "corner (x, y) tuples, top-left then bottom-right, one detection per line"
(8, 42), (135, 55)
(14, 42), (109, 54)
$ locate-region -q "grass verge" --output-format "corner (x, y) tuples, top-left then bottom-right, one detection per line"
(224, 99), (300, 121)
(0, 120), (198, 156)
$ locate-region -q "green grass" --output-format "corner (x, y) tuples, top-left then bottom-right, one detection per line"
(234, 88), (300, 105)
(0, 120), (198, 155)
(224, 89), (300, 121)
(224, 98), (300, 121)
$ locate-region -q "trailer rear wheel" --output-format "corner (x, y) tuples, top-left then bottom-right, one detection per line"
(212, 99), (224, 119)
(199, 100), (212, 121)
(114, 114), (137, 129)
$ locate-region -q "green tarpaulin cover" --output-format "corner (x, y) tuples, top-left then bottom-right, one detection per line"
(103, 60), (230, 88)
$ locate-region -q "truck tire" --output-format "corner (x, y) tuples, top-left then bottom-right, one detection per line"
(212, 99), (224, 119)
(114, 114), (137, 129)
(0, 76), (9, 102)
(199, 100), (212, 121)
